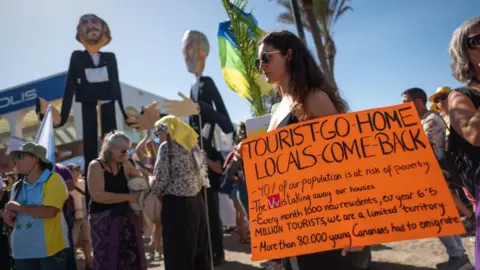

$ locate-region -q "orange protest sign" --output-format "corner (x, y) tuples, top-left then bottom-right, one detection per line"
(241, 104), (465, 261)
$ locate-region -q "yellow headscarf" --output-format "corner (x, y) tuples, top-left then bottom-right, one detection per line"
(155, 115), (199, 152)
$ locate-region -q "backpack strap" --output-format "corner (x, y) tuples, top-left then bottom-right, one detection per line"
(13, 181), (24, 201)
(75, 186), (86, 196)
(13, 171), (54, 201)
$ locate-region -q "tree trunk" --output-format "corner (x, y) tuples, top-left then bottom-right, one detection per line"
(325, 37), (336, 86)
(300, 0), (337, 88)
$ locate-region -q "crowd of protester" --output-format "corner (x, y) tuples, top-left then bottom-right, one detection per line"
(0, 16), (479, 270)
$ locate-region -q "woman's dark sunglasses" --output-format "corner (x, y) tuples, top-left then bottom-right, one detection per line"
(434, 95), (448, 103)
(467, 34), (480, 50)
(255, 51), (281, 69)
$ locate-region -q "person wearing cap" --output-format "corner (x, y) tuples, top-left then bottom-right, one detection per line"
(429, 86), (453, 135)
(2, 142), (69, 270)
(402, 88), (474, 269)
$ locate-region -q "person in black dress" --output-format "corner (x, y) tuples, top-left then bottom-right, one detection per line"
(234, 30), (370, 270)
(87, 131), (146, 270)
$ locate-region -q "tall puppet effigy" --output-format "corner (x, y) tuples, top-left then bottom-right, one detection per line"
(37, 14), (129, 203)
(129, 30), (234, 266)
(167, 30), (234, 265)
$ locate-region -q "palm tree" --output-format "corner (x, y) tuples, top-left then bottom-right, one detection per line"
(277, 0), (353, 88)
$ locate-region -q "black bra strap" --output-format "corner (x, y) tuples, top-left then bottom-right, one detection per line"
(96, 159), (106, 170)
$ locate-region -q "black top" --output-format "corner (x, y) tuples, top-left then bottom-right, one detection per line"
(58, 50), (128, 127)
(0, 191), (8, 209)
(189, 76), (233, 158)
(278, 112), (299, 127)
(277, 112), (358, 270)
(448, 87), (480, 194)
(89, 161), (130, 214)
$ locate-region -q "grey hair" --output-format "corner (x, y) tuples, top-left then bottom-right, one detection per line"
(99, 130), (131, 164)
(449, 17), (480, 83)
(181, 30), (210, 56)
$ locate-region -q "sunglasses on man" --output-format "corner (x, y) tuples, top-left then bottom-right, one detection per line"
(11, 152), (33, 161)
(467, 34), (480, 50)
(255, 51), (281, 69)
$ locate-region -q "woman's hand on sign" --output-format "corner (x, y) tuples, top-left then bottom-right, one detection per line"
(234, 142), (243, 160)
(341, 246), (364, 256)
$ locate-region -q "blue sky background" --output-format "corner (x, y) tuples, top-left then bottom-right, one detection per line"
(0, 0), (478, 123)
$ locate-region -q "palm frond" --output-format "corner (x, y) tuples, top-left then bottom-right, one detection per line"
(335, 5), (353, 23)
(222, 0), (267, 116)
(276, 0), (312, 33)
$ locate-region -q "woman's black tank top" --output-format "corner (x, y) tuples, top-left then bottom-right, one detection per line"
(278, 112), (299, 127)
(277, 112), (360, 270)
(89, 161), (130, 214)
(448, 87), (480, 193)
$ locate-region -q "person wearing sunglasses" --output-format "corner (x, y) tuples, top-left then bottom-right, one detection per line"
(448, 17), (480, 269)
(87, 131), (146, 270)
(430, 86), (452, 124)
(3, 143), (70, 270)
(234, 30), (369, 270)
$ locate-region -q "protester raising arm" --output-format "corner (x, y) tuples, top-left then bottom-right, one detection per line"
(135, 133), (150, 161)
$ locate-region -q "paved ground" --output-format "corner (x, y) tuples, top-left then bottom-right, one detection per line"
(77, 232), (475, 269)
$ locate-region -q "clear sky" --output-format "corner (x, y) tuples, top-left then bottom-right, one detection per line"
(0, 0), (478, 123)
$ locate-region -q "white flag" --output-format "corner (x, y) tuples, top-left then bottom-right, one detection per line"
(35, 105), (55, 164)
(6, 136), (25, 154)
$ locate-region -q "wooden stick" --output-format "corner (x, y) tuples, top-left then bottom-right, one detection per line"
(97, 100), (103, 139)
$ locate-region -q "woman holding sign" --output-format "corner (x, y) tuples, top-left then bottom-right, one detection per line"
(235, 30), (368, 270)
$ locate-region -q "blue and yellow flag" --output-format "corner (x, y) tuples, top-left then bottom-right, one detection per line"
(218, 3), (271, 99)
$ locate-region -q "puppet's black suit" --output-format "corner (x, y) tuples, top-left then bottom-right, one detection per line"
(42, 50), (128, 204)
(189, 76), (233, 264)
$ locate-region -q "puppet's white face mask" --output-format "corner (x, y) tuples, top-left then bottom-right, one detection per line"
(183, 42), (199, 74)
(79, 15), (104, 45)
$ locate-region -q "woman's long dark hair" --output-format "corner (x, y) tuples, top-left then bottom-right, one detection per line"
(260, 30), (349, 119)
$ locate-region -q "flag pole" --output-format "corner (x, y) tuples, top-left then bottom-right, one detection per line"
(198, 114), (215, 270)
(97, 100), (103, 139)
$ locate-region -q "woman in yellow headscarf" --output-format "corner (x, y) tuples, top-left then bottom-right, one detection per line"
(152, 115), (210, 270)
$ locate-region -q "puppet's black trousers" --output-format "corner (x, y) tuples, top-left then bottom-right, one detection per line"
(81, 101), (117, 206)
